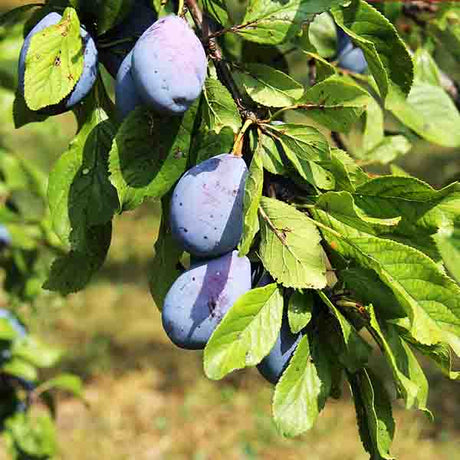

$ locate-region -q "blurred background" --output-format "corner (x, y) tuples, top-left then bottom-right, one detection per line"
(1, 0), (460, 458)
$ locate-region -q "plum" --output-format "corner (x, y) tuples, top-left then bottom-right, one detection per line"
(257, 313), (303, 384)
(98, 0), (157, 77)
(336, 28), (367, 74)
(18, 12), (98, 114)
(0, 225), (11, 250)
(131, 14), (207, 114)
(170, 154), (248, 258)
(115, 50), (143, 120)
(162, 250), (251, 349)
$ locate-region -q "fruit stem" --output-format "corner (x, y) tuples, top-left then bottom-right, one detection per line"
(231, 118), (253, 157)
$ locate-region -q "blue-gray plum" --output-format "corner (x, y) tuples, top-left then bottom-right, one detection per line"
(162, 250), (251, 349)
(170, 154), (248, 258)
(98, 0), (157, 77)
(0, 225), (11, 250)
(18, 12), (98, 114)
(336, 28), (367, 74)
(115, 50), (143, 120)
(257, 313), (303, 384)
(132, 15), (207, 114)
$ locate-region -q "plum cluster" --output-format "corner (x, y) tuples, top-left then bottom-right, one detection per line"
(115, 14), (207, 119)
(162, 153), (251, 349)
(162, 154), (302, 384)
(18, 12), (98, 115)
(336, 28), (368, 74)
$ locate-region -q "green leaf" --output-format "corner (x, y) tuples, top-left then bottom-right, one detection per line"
(0, 319), (19, 341)
(401, 334), (460, 380)
(361, 135), (411, 165)
(95, 0), (133, 36)
(332, 0), (413, 99)
(434, 220), (460, 283)
(387, 83), (460, 148)
(0, 3), (42, 29)
(5, 412), (57, 458)
(204, 283), (284, 380)
(264, 122), (333, 189)
(12, 337), (62, 368)
(273, 332), (331, 437)
(258, 130), (286, 175)
(238, 0), (346, 45)
(354, 177), (460, 259)
(149, 196), (183, 311)
(361, 98), (384, 153)
(193, 126), (234, 164)
(308, 12), (337, 58)
(299, 75), (370, 132)
(48, 97), (117, 244)
(43, 222), (112, 295)
(45, 92), (116, 294)
(109, 105), (196, 211)
(319, 291), (371, 372)
(202, 0), (230, 26)
(311, 198), (460, 352)
(239, 148), (264, 256)
(234, 63), (303, 107)
(13, 86), (48, 129)
(288, 290), (313, 333)
(2, 358), (37, 381)
(349, 368), (395, 460)
(413, 48), (442, 86)
(24, 7), (84, 110)
(340, 266), (406, 320)
(258, 196), (327, 289)
(368, 305), (431, 414)
(202, 77), (241, 134)
(41, 373), (84, 398)
(302, 51), (337, 82)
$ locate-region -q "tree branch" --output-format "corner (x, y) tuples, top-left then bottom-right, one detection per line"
(184, 0), (244, 109)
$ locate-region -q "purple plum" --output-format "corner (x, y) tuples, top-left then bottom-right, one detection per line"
(162, 250), (251, 349)
(18, 12), (98, 114)
(131, 15), (207, 114)
(115, 50), (143, 120)
(257, 313), (303, 384)
(170, 154), (248, 258)
(336, 28), (367, 74)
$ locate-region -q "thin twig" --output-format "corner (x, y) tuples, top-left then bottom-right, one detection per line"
(184, 0), (245, 109)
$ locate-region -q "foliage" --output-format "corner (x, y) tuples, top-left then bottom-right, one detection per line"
(1, 0), (460, 458)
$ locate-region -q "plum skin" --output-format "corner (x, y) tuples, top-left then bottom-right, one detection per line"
(336, 28), (368, 74)
(257, 313), (303, 384)
(98, 0), (157, 78)
(162, 250), (252, 350)
(115, 50), (143, 120)
(18, 12), (98, 114)
(170, 153), (248, 258)
(131, 14), (207, 115)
